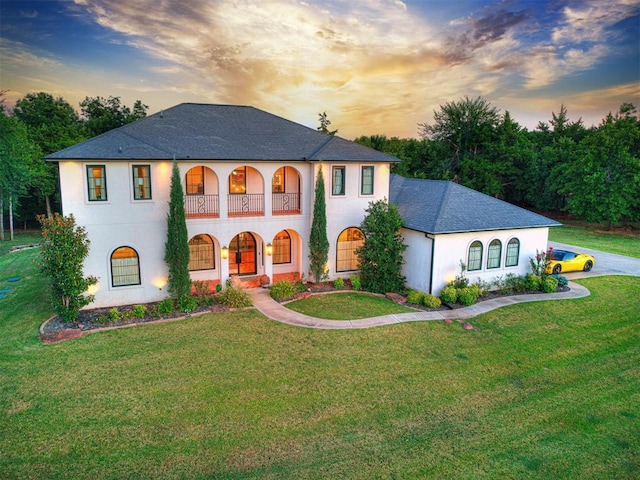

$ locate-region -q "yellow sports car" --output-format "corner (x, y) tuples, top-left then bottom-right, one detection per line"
(546, 249), (595, 274)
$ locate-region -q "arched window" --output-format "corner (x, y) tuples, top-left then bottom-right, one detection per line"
(273, 230), (291, 264)
(487, 239), (502, 269)
(336, 227), (364, 272)
(188, 234), (215, 271)
(468, 241), (483, 271)
(111, 247), (140, 287)
(506, 238), (520, 267)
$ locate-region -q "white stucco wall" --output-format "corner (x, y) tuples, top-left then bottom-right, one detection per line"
(402, 227), (550, 296)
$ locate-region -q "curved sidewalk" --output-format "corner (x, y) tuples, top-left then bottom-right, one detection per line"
(248, 281), (590, 330)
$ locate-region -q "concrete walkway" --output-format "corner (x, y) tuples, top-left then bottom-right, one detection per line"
(248, 282), (591, 330)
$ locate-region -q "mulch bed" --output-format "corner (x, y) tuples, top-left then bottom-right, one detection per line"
(40, 302), (229, 344)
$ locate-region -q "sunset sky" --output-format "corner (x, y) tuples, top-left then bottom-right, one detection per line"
(1, 0), (638, 138)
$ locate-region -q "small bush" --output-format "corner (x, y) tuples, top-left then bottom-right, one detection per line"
(505, 273), (527, 293)
(458, 287), (479, 306)
(109, 307), (120, 322)
(423, 294), (442, 309)
(524, 274), (542, 291)
(440, 286), (458, 304)
(147, 305), (160, 318)
(473, 278), (491, 297)
(406, 290), (425, 305)
(541, 276), (559, 293)
(157, 298), (174, 315)
(550, 273), (568, 287)
(350, 274), (362, 291)
(95, 315), (111, 324)
(132, 304), (147, 319)
(270, 280), (298, 302)
(120, 309), (134, 321)
(216, 284), (222, 293)
(177, 294), (198, 313)
(217, 287), (253, 308)
(333, 277), (344, 289)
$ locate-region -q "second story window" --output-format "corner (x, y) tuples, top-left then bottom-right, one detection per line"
(361, 166), (374, 195)
(132, 165), (151, 200)
(272, 167), (285, 193)
(87, 165), (107, 201)
(186, 166), (204, 195)
(230, 167), (246, 194)
(332, 166), (345, 196)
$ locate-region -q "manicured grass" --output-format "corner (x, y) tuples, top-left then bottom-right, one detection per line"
(285, 291), (415, 319)
(0, 230), (42, 256)
(549, 223), (640, 258)
(1, 246), (639, 479)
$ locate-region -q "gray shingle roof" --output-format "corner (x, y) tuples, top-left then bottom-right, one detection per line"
(390, 174), (560, 233)
(45, 103), (400, 163)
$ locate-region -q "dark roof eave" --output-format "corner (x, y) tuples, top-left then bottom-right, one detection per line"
(402, 223), (562, 235)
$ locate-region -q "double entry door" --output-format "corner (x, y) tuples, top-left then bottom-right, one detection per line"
(228, 232), (257, 276)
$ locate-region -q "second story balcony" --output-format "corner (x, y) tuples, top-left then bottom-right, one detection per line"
(228, 193), (264, 217)
(184, 194), (219, 218)
(272, 192), (301, 215)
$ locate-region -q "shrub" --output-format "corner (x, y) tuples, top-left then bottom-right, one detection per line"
(505, 273), (527, 293)
(109, 307), (120, 322)
(192, 280), (215, 306)
(270, 280), (298, 302)
(473, 278), (491, 297)
(458, 287), (479, 306)
(216, 284), (223, 293)
(530, 247), (554, 278)
(333, 277), (344, 289)
(440, 286), (458, 304)
(450, 261), (469, 288)
(132, 304), (147, 319)
(524, 274), (542, 291)
(350, 274), (362, 291)
(423, 294), (442, 309)
(541, 276), (559, 293)
(157, 298), (174, 315)
(550, 273), (568, 287)
(177, 294), (198, 313)
(217, 287), (253, 308)
(406, 289), (425, 305)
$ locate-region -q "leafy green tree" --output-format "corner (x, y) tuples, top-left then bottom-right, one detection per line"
(561, 107), (640, 228)
(164, 159), (191, 299)
(13, 92), (85, 218)
(308, 166), (329, 282)
(37, 213), (97, 322)
(0, 112), (42, 240)
(419, 96), (500, 175)
(13, 92), (84, 154)
(80, 96), (148, 137)
(356, 199), (406, 294)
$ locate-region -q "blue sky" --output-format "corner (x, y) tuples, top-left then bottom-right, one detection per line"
(1, 0), (638, 138)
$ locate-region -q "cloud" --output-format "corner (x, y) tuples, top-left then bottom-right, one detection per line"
(552, 0), (640, 44)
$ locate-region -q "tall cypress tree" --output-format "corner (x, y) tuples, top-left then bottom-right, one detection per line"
(164, 159), (191, 298)
(308, 166), (329, 282)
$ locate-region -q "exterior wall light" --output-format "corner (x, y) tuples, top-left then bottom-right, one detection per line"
(221, 246), (229, 259)
(265, 243), (273, 256)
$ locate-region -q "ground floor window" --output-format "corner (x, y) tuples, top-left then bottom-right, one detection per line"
(487, 239), (502, 269)
(468, 241), (483, 271)
(506, 238), (520, 266)
(188, 234), (215, 271)
(111, 246), (140, 286)
(273, 230), (291, 264)
(336, 227), (364, 272)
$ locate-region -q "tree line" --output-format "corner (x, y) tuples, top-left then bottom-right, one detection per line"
(0, 92), (147, 239)
(355, 97), (640, 229)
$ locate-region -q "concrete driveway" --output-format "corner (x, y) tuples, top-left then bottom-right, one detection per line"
(548, 242), (640, 280)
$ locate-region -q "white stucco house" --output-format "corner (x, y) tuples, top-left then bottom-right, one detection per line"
(46, 102), (559, 308)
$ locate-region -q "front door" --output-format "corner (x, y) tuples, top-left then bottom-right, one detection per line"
(229, 232), (257, 276)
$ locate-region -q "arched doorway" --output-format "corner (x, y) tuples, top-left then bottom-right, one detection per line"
(229, 232), (257, 276)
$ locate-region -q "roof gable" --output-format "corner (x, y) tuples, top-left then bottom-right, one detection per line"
(46, 103), (399, 163)
(390, 174), (560, 233)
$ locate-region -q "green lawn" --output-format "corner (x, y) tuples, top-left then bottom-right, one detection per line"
(285, 291), (414, 319)
(1, 242), (639, 479)
(549, 223), (640, 258)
